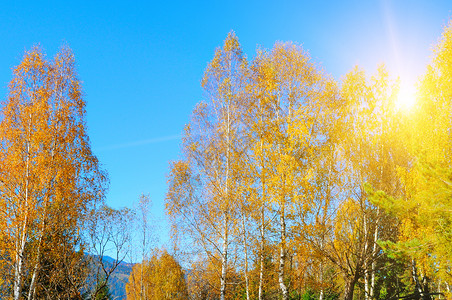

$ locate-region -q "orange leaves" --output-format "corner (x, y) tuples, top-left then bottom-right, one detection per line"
(167, 32), (250, 300)
(334, 198), (362, 244)
(126, 250), (188, 300)
(0, 46), (107, 298)
(168, 32), (344, 299)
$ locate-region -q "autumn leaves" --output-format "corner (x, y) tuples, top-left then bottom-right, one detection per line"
(167, 26), (452, 300)
(0, 20), (451, 300)
(167, 32), (338, 300)
(0, 47), (107, 299)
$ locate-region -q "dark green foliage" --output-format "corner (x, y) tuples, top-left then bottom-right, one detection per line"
(95, 282), (112, 300)
(300, 289), (315, 300)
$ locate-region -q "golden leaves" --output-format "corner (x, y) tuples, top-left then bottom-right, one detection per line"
(126, 250), (188, 300)
(0, 46), (107, 297)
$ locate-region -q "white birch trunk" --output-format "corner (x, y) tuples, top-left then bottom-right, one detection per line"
(13, 221), (27, 300)
(27, 240), (41, 300)
(14, 134), (31, 300)
(411, 259), (424, 296)
(278, 207), (289, 300)
(364, 213), (369, 300)
(276, 93), (289, 300)
(258, 109), (266, 300)
(241, 214), (250, 300)
(369, 211), (380, 299)
(27, 137), (56, 300)
(220, 221), (228, 300)
(220, 88), (231, 300)
(258, 207), (265, 300)
(319, 259), (324, 300)
(438, 279), (442, 300)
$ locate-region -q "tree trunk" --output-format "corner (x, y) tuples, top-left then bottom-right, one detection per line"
(343, 275), (358, 300)
(279, 207), (289, 300)
(27, 144), (55, 300)
(242, 214), (250, 300)
(27, 245), (40, 300)
(28, 199), (50, 300)
(344, 279), (356, 300)
(219, 84), (231, 300)
(258, 207), (265, 300)
(370, 209), (380, 299)
(276, 94), (289, 300)
(258, 134), (266, 300)
(412, 259), (423, 297)
(411, 259), (433, 299)
(437, 279), (442, 300)
(364, 214), (370, 300)
(319, 259), (324, 300)
(14, 137), (31, 300)
(13, 225), (27, 300)
(220, 223), (228, 300)
(422, 275), (432, 300)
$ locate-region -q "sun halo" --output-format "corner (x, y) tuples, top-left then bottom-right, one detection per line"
(395, 82), (416, 112)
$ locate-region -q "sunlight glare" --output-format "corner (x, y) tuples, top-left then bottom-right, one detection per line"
(396, 83), (416, 111)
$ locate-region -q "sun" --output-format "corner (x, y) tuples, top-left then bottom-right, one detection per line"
(395, 83), (416, 111)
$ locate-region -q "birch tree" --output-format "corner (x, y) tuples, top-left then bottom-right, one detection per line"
(321, 66), (405, 300)
(86, 205), (133, 299)
(166, 32), (247, 300)
(249, 42), (336, 300)
(126, 249), (188, 300)
(0, 46), (107, 299)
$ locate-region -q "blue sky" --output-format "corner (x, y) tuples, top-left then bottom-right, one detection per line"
(0, 0), (451, 248)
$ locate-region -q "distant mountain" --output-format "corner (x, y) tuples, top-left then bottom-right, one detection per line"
(107, 259), (134, 299)
(88, 255), (134, 300)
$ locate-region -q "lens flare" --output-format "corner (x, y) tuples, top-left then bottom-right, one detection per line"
(396, 83), (416, 111)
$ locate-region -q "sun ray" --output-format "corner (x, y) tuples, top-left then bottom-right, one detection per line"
(395, 82), (416, 111)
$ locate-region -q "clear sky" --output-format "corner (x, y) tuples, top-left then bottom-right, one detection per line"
(0, 0), (451, 248)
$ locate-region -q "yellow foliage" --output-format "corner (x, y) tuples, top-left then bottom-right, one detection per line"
(0, 46), (107, 297)
(126, 250), (188, 300)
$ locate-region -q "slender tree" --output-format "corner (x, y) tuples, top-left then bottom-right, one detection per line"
(0, 46), (107, 300)
(320, 66), (405, 300)
(167, 31), (248, 300)
(249, 42), (336, 300)
(126, 250), (188, 300)
(86, 205), (133, 299)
